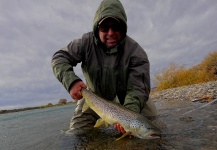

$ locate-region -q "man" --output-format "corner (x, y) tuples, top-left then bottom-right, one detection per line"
(51, 0), (157, 134)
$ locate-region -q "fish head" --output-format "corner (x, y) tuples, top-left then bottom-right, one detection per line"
(130, 119), (161, 139)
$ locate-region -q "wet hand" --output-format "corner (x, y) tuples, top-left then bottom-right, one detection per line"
(114, 124), (126, 134)
(114, 124), (132, 138)
(69, 81), (87, 100)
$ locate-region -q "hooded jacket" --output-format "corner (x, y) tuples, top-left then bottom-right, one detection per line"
(51, 0), (150, 113)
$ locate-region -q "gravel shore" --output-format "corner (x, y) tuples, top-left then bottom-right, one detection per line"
(150, 81), (217, 101)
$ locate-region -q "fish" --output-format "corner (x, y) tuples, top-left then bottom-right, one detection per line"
(81, 88), (161, 141)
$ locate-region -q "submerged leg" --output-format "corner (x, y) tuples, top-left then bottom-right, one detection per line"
(141, 98), (157, 117)
(69, 98), (99, 130)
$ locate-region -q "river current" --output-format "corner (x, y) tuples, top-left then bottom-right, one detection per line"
(1, 99), (216, 150)
(0, 104), (75, 150)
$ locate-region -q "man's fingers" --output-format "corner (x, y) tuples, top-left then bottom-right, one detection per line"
(114, 124), (126, 134)
(120, 126), (126, 134)
(69, 81), (87, 100)
(72, 92), (83, 100)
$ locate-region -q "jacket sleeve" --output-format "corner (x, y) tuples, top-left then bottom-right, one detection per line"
(123, 47), (150, 113)
(51, 37), (85, 92)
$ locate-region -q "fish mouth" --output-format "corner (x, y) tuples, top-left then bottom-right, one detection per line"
(145, 130), (161, 139)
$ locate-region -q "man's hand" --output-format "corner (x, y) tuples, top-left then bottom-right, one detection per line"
(114, 124), (126, 134)
(114, 124), (132, 138)
(69, 81), (87, 100)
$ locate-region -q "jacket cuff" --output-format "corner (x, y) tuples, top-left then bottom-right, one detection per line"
(124, 104), (140, 114)
(62, 70), (81, 92)
(68, 79), (82, 92)
(52, 63), (82, 92)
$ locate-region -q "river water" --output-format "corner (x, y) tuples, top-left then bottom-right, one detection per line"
(0, 105), (75, 150)
(0, 99), (216, 150)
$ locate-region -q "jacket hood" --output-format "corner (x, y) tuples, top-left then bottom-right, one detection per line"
(93, 0), (127, 42)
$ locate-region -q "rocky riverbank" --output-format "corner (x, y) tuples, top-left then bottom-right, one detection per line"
(1, 81), (216, 114)
(150, 81), (217, 101)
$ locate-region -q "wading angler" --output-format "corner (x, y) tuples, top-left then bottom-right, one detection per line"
(51, 0), (159, 139)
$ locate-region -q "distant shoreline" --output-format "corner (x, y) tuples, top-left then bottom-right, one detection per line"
(0, 102), (76, 115)
(2, 81), (216, 115)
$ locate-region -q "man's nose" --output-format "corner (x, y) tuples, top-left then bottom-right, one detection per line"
(107, 28), (115, 34)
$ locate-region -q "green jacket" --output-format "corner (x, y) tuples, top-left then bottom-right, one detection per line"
(51, 0), (150, 113)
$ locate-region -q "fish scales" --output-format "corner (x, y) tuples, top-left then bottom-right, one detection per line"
(81, 88), (161, 140)
(82, 88), (135, 126)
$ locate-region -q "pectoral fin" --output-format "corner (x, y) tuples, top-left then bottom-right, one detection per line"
(94, 119), (109, 128)
(81, 101), (89, 112)
(115, 132), (131, 141)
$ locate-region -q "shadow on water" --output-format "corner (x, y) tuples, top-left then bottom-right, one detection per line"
(59, 99), (216, 150)
(61, 127), (162, 150)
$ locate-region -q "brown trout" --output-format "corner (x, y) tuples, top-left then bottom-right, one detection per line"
(81, 88), (161, 141)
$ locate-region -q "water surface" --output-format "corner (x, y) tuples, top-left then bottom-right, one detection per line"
(0, 105), (75, 150)
(0, 99), (216, 150)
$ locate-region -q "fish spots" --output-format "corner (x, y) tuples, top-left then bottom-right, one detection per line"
(81, 88), (160, 140)
(130, 120), (140, 130)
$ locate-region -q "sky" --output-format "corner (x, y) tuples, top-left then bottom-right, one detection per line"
(0, 0), (217, 110)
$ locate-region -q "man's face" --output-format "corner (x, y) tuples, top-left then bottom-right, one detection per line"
(98, 18), (122, 49)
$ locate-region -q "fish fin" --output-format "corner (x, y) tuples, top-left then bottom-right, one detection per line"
(94, 119), (105, 128)
(115, 132), (131, 141)
(82, 102), (89, 112)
